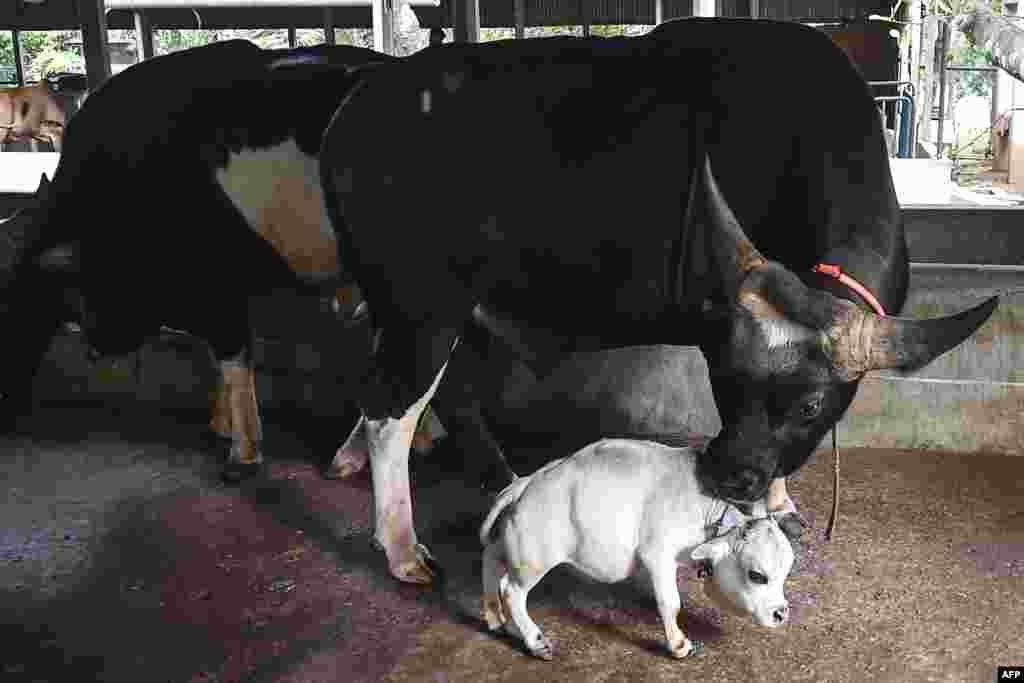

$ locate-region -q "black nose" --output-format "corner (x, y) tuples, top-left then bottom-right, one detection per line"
(773, 605), (789, 624)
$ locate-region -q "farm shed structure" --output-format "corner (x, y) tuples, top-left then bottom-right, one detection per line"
(1, 0), (900, 88)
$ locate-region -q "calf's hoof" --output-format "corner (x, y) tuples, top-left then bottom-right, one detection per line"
(670, 639), (705, 659)
(526, 632), (554, 661)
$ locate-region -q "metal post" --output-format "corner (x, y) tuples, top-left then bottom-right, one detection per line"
(77, 0), (113, 90)
(580, 0), (589, 36)
(373, 0), (394, 54)
(12, 30), (25, 86)
(935, 20), (949, 159)
(453, 0), (479, 42)
(750, 0), (759, 18)
(515, 0), (526, 38)
(288, 26), (297, 47)
(323, 7), (336, 44)
(133, 11), (155, 61)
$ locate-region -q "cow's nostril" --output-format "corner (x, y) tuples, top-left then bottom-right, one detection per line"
(773, 606), (789, 624)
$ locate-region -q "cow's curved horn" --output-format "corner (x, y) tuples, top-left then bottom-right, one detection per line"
(700, 156), (767, 300)
(833, 296), (999, 376)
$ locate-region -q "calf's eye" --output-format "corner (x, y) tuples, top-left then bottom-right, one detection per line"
(748, 570), (768, 585)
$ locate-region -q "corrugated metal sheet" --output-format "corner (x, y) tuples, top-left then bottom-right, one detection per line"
(0, 0), (891, 30)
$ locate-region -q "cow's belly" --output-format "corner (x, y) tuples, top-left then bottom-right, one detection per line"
(215, 138), (339, 281)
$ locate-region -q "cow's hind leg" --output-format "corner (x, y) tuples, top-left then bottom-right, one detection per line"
(361, 325), (459, 584)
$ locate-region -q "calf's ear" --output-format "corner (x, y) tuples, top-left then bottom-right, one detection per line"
(691, 536), (732, 565)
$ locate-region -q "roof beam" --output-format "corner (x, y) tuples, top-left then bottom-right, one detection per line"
(78, 0), (113, 89)
(105, 0), (439, 7)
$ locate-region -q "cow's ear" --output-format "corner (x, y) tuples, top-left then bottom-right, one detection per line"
(691, 536), (732, 564)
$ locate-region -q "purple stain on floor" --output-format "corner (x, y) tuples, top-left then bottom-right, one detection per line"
(959, 542), (1024, 578)
(0, 526), (83, 564)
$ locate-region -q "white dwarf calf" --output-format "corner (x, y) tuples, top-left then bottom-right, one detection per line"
(479, 438), (795, 660)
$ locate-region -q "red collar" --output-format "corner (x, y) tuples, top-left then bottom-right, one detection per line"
(813, 263), (887, 317)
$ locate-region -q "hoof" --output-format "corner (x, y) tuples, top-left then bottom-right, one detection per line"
(324, 447), (369, 480)
(389, 542), (440, 585)
(671, 639), (705, 659)
(527, 633), (554, 661)
(221, 461), (263, 484)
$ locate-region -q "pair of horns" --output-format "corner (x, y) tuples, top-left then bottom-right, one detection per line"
(696, 156), (998, 377)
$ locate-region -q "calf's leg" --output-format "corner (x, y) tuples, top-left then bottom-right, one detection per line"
(501, 568), (553, 660)
(481, 541), (508, 631)
(644, 553), (703, 659)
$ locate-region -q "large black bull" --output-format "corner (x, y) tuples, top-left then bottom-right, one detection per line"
(0, 40), (399, 479)
(320, 18), (998, 584)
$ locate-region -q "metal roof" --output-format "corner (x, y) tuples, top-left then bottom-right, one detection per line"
(1, 0), (890, 30)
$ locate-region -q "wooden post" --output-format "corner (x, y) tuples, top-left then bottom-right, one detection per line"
(12, 30), (25, 86)
(373, 0), (394, 54)
(324, 8), (336, 45)
(133, 11), (155, 62)
(515, 0), (526, 38)
(77, 0), (112, 90)
(453, 0), (480, 43)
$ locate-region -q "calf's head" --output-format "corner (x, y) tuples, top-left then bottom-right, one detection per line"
(692, 509), (793, 627)
(690, 157), (997, 503)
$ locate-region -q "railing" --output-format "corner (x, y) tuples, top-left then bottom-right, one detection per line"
(869, 81), (916, 159)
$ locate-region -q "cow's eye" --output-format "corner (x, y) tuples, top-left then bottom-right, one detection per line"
(799, 397), (823, 421)
(748, 570), (768, 585)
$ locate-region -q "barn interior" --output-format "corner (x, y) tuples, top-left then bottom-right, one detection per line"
(0, 2), (1022, 682)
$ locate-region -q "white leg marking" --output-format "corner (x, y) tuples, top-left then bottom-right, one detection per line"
(365, 359), (450, 584)
(327, 415), (370, 479)
(767, 477), (791, 513)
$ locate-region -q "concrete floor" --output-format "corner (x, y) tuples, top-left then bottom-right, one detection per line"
(1, 403), (1022, 683)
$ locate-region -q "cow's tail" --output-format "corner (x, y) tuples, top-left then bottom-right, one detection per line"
(479, 474), (530, 547)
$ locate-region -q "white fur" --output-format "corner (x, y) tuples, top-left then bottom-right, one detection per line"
(215, 138), (339, 280)
(480, 438), (794, 659)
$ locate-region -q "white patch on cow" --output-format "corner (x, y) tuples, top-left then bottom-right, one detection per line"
(215, 137), (339, 281)
(759, 319), (818, 350)
(421, 89), (432, 114)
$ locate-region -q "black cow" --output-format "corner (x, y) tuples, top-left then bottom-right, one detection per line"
(0, 40), (401, 480)
(319, 18), (998, 584)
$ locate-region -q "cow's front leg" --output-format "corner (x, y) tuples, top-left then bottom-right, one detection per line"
(218, 348), (264, 483)
(364, 356), (451, 584)
(766, 478), (807, 538)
